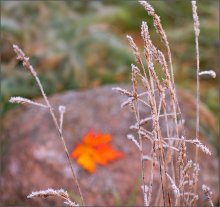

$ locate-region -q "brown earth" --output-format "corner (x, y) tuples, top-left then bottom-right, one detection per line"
(0, 85), (219, 206)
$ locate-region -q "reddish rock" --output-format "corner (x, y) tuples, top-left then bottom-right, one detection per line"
(0, 85), (219, 206)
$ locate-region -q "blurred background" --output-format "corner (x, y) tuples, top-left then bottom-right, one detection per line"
(1, 0), (219, 140)
(1, 1), (219, 143)
(1, 1), (219, 206)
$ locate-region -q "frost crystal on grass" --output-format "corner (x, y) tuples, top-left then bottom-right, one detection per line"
(199, 70), (216, 78)
(192, 1), (200, 36)
(192, 139), (211, 155)
(127, 134), (141, 150)
(9, 96), (48, 108)
(112, 87), (132, 97)
(27, 188), (68, 198)
(202, 185), (212, 195)
(141, 185), (149, 206)
(166, 173), (180, 197)
(202, 185), (214, 206)
(59, 105), (66, 113)
(59, 105), (66, 132)
(27, 188), (79, 207)
(64, 200), (79, 207)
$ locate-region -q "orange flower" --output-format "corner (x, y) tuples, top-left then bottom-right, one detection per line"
(71, 130), (124, 173)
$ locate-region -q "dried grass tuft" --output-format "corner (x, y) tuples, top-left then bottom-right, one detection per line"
(114, 1), (214, 206)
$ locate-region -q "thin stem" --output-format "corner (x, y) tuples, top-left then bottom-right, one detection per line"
(134, 99), (148, 206)
(59, 106), (66, 133)
(191, 1), (201, 197)
(36, 73), (85, 207)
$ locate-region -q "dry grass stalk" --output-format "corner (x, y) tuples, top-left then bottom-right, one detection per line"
(191, 1), (200, 163)
(139, 1), (187, 148)
(138, 0), (174, 87)
(192, 0), (201, 196)
(131, 65), (148, 207)
(27, 188), (79, 207)
(114, 1), (213, 206)
(11, 45), (84, 206)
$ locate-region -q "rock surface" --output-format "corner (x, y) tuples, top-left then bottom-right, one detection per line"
(1, 85), (219, 206)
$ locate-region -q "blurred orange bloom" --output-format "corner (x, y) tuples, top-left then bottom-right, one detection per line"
(71, 130), (124, 173)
